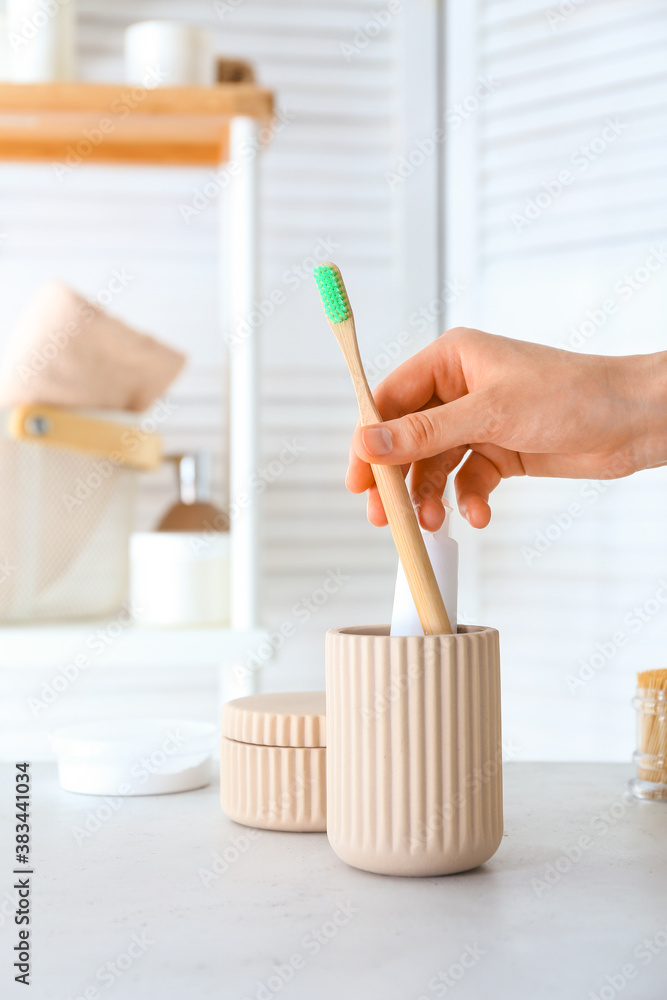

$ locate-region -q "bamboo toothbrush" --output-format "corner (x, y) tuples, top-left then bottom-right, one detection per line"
(314, 262), (453, 636)
(637, 669), (667, 792)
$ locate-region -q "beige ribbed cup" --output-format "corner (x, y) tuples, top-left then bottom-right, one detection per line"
(326, 625), (503, 876)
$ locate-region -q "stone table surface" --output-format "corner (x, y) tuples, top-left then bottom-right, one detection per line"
(1, 762), (666, 1000)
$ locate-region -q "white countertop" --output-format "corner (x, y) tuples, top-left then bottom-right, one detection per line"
(1, 763), (666, 1000)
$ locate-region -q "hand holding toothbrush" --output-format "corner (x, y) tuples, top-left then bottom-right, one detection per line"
(347, 328), (665, 529)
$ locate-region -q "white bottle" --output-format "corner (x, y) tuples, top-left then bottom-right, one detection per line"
(390, 502), (458, 636)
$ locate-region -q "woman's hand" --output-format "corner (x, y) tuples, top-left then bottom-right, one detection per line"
(346, 328), (664, 529)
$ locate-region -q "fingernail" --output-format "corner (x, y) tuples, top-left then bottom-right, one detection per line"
(362, 427), (393, 456)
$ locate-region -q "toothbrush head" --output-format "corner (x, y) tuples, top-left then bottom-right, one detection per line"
(314, 263), (351, 325)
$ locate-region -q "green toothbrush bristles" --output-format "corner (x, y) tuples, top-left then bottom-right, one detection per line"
(314, 264), (351, 324)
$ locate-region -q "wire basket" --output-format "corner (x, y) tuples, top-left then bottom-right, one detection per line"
(0, 405), (161, 622)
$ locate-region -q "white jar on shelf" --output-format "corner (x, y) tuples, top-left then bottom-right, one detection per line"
(124, 21), (215, 87)
(130, 453), (230, 628)
(6, 0), (76, 82)
(130, 531), (230, 628)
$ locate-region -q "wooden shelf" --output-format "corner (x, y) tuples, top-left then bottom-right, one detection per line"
(0, 82), (274, 165)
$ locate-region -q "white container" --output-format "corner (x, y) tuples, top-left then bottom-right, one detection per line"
(0, 14), (10, 80)
(130, 531), (230, 627)
(391, 504), (459, 636)
(6, 0), (75, 83)
(52, 718), (217, 795)
(124, 21), (215, 87)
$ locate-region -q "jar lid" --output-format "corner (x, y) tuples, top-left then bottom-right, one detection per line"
(221, 691), (326, 748)
(51, 718), (217, 796)
(52, 718), (217, 758)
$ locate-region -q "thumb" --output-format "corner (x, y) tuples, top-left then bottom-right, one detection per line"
(353, 393), (490, 465)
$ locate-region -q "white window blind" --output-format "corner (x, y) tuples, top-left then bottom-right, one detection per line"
(445, 0), (667, 760)
(0, 2), (442, 694)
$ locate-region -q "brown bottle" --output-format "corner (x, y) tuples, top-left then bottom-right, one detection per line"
(157, 453), (229, 532)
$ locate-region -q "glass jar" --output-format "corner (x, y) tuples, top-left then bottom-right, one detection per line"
(629, 687), (667, 801)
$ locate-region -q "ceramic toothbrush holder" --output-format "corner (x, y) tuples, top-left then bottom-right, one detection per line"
(325, 625), (503, 877)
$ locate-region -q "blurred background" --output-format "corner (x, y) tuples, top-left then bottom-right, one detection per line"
(0, 0), (665, 763)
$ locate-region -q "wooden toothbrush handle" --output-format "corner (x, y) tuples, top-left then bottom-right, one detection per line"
(371, 462), (453, 635)
(358, 392), (453, 636)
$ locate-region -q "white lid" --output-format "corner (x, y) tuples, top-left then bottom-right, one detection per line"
(52, 718), (216, 759)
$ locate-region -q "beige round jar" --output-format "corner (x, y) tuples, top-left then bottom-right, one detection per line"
(220, 691), (326, 832)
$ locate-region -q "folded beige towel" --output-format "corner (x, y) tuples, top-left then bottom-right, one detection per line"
(0, 281), (186, 411)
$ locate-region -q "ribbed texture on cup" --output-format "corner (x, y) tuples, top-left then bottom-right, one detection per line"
(221, 692), (326, 747)
(326, 625), (503, 876)
(220, 737), (326, 832)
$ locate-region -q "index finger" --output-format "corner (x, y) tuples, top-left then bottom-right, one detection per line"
(346, 331), (469, 492)
(370, 330), (468, 421)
